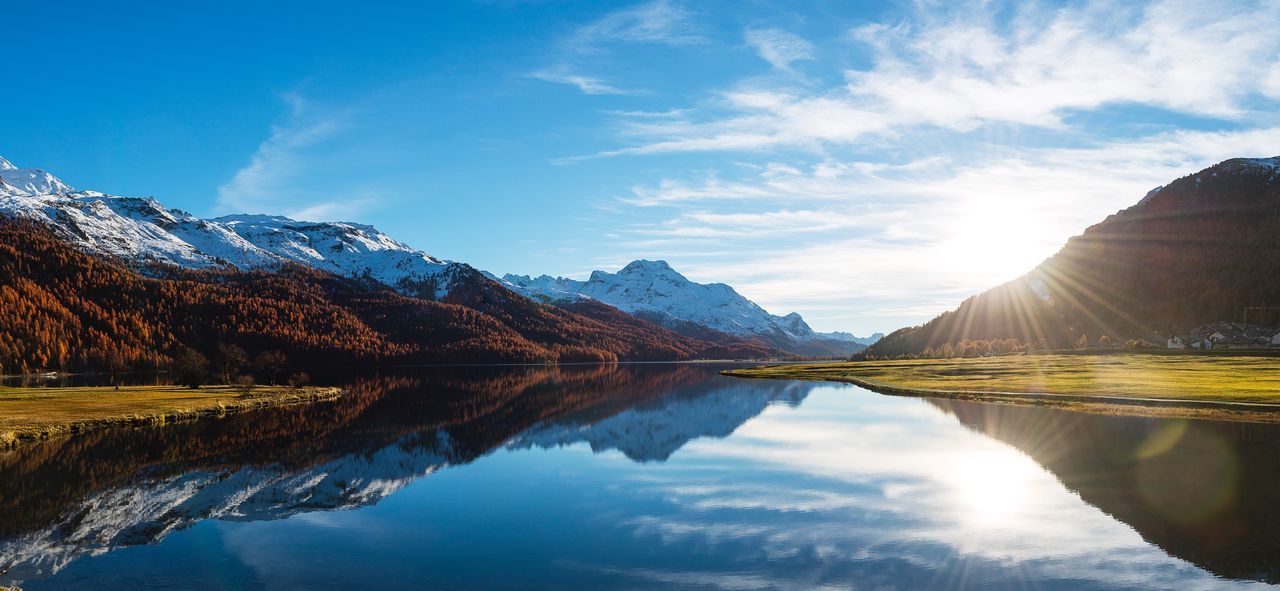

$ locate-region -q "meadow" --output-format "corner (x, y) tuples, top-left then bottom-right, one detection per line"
(725, 354), (1280, 420)
(0, 384), (342, 448)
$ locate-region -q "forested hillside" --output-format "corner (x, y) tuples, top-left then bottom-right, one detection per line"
(0, 220), (769, 374)
(863, 157), (1280, 358)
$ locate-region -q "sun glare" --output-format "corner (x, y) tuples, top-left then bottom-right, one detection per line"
(947, 448), (1044, 523)
(943, 197), (1058, 286)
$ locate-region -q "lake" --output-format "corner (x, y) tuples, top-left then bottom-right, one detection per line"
(1, 363), (1277, 590)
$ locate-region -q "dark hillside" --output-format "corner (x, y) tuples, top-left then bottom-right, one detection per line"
(864, 157), (1280, 358)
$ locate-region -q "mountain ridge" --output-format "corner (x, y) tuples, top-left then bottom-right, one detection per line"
(0, 157), (461, 298)
(504, 260), (880, 355)
(0, 155), (864, 357)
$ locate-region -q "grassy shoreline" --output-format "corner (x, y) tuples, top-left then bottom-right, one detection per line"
(723, 354), (1280, 422)
(0, 385), (343, 449)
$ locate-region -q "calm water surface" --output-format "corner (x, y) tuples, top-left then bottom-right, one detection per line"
(2, 364), (1277, 590)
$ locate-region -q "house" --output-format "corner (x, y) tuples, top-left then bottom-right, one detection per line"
(1175, 322), (1280, 350)
(1134, 333), (1165, 348)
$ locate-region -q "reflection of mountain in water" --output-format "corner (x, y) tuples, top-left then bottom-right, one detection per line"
(0, 364), (813, 584)
(1, 431), (459, 580)
(932, 399), (1280, 583)
(509, 379), (810, 461)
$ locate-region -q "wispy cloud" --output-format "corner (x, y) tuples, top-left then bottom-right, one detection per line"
(582, 0), (1280, 158)
(529, 69), (630, 95)
(744, 28), (814, 70)
(602, 126), (1280, 331)
(215, 94), (353, 218)
(215, 93), (398, 222)
(570, 0), (702, 50)
(558, 0), (1280, 334)
(530, 0), (702, 96)
(843, 0), (1280, 129)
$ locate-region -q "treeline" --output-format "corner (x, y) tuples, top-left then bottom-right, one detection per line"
(862, 157), (1280, 359)
(0, 220), (771, 375)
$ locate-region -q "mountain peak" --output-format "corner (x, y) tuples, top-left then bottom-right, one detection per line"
(620, 259), (675, 274)
(505, 259), (870, 354)
(0, 159), (74, 196)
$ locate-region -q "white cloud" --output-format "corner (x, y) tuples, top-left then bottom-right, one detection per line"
(744, 28), (814, 70)
(843, 0), (1280, 130)
(215, 94), (351, 217)
(586, 0), (1280, 158)
(530, 70), (630, 95)
(1268, 64), (1280, 99)
(565, 0), (1280, 334)
(215, 94), (408, 223)
(571, 0), (702, 49)
(531, 1), (702, 100)
(605, 126), (1280, 333)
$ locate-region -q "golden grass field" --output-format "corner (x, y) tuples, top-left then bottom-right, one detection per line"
(0, 384), (342, 448)
(725, 354), (1280, 420)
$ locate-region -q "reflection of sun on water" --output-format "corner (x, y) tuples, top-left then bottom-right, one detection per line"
(947, 448), (1044, 524)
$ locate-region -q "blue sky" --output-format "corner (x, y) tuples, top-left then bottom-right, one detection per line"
(4, 0), (1280, 335)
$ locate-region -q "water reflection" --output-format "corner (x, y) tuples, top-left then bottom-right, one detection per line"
(0, 364), (810, 584)
(933, 399), (1280, 583)
(1, 365), (1277, 590)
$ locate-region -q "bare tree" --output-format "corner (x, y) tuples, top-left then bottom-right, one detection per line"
(214, 343), (248, 384)
(173, 347), (210, 389)
(287, 371), (311, 388)
(254, 350), (288, 385)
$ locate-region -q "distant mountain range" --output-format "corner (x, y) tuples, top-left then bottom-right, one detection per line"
(863, 156), (1280, 358)
(504, 260), (880, 355)
(0, 155), (872, 371)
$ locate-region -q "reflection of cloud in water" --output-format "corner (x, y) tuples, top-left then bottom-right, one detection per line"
(606, 385), (1270, 590)
(4, 368), (1276, 590)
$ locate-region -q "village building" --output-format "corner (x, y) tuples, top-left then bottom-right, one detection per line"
(1168, 322), (1280, 350)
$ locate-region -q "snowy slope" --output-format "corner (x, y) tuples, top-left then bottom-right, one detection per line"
(504, 260), (880, 348)
(0, 156), (461, 297)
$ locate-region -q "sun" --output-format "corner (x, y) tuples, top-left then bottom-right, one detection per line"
(941, 195), (1060, 286)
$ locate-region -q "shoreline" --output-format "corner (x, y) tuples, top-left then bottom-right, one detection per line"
(723, 355), (1280, 423)
(0, 385), (343, 449)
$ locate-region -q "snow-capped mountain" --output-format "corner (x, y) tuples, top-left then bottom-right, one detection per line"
(0, 156), (461, 298)
(0, 155), (877, 353)
(504, 260), (880, 353)
(0, 156), (73, 196)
